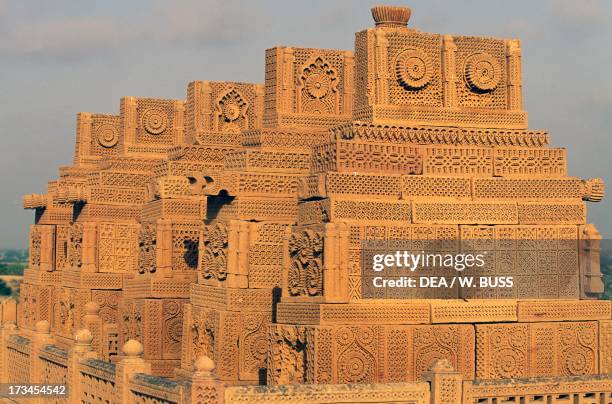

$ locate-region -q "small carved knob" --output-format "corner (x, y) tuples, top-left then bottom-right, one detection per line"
(35, 320), (50, 334)
(371, 5), (411, 27)
(122, 339), (144, 357)
(194, 355), (215, 373)
(85, 301), (100, 316)
(74, 328), (94, 345)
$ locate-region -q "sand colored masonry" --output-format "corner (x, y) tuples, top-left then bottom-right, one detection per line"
(2, 5), (611, 403)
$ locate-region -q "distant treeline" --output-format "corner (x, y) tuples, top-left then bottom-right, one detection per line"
(0, 249), (28, 262)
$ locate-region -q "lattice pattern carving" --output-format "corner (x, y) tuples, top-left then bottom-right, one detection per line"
(476, 322), (599, 379)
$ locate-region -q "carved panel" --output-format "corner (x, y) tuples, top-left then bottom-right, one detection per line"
(476, 322), (599, 379)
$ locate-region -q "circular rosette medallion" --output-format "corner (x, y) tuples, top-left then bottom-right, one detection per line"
(222, 102), (241, 121)
(96, 124), (119, 148)
(464, 53), (501, 92)
(142, 108), (168, 135)
(396, 48), (433, 90)
(305, 73), (332, 99)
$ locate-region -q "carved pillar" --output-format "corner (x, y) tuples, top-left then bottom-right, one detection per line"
(254, 84), (265, 129)
(174, 100), (185, 145)
(121, 96), (138, 145)
(232, 221), (250, 288)
(374, 29), (389, 105)
(31, 320), (53, 384)
(579, 224), (605, 298)
(82, 302), (103, 356)
(423, 359), (463, 404)
(115, 340), (152, 404)
(202, 81), (213, 131)
(81, 223), (97, 272)
(39, 225), (55, 272)
(282, 47), (295, 114)
(0, 322), (18, 383)
(0, 299), (17, 324)
(68, 329), (97, 403)
(323, 222), (350, 303)
(157, 219), (173, 278)
(442, 35), (457, 108)
(343, 50), (355, 115)
(177, 356), (224, 404)
(226, 220), (240, 287)
(506, 39), (523, 110)
(75, 112), (93, 165)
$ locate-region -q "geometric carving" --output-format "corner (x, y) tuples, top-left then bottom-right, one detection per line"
(517, 300), (610, 322)
(311, 140), (422, 174)
(395, 48), (433, 90)
(476, 322), (599, 379)
(268, 323), (474, 384)
(494, 148), (566, 176)
(413, 202), (518, 224)
(13, 4), (611, 398)
(518, 202), (586, 224)
(98, 223), (139, 273)
(600, 320), (612, 374)
(423, 146), (492, 176)
(473, 178), (584, 200)
(464, 53), (501, 92)
(142, 108), (168, 135)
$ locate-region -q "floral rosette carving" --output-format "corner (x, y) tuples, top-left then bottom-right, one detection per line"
(464, 52), (501, 92)
(142, 108), (168, 135)
(95, 123), (119, 148)
(299, 56), (338, 114)
(269, 326), (305, 385)
(302, 57), (337, 99)
(395, 48), (433, 90)
(137, 224), (157, 274)
(203, 224), (228, 281)
(287, 229), (323, 297)
(217, 89), (248, 133)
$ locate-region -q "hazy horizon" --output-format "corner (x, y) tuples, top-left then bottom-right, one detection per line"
(1, 0), (611, 248)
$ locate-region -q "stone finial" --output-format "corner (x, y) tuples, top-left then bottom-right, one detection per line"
(35, 320), (50, 334)
(74, 328), (94, 345)
(122, 339), (144, 357)
(194, 355), (215, 374)
(371, 5), (411, 27)
(84, 301), (100, 316)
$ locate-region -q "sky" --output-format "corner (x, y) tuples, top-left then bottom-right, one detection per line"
(0, 0), (611, 248)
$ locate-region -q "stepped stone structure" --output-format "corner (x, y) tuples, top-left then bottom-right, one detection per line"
(2, 5), (611, 403)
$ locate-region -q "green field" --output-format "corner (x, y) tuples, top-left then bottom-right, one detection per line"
(0, 248), (27, 297)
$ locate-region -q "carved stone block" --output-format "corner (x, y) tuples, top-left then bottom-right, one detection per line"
(264, 46), (354, 129)
(268, 323), (474, 385)
(311, 140), (422, 174)
(476, 321), (599, 379)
